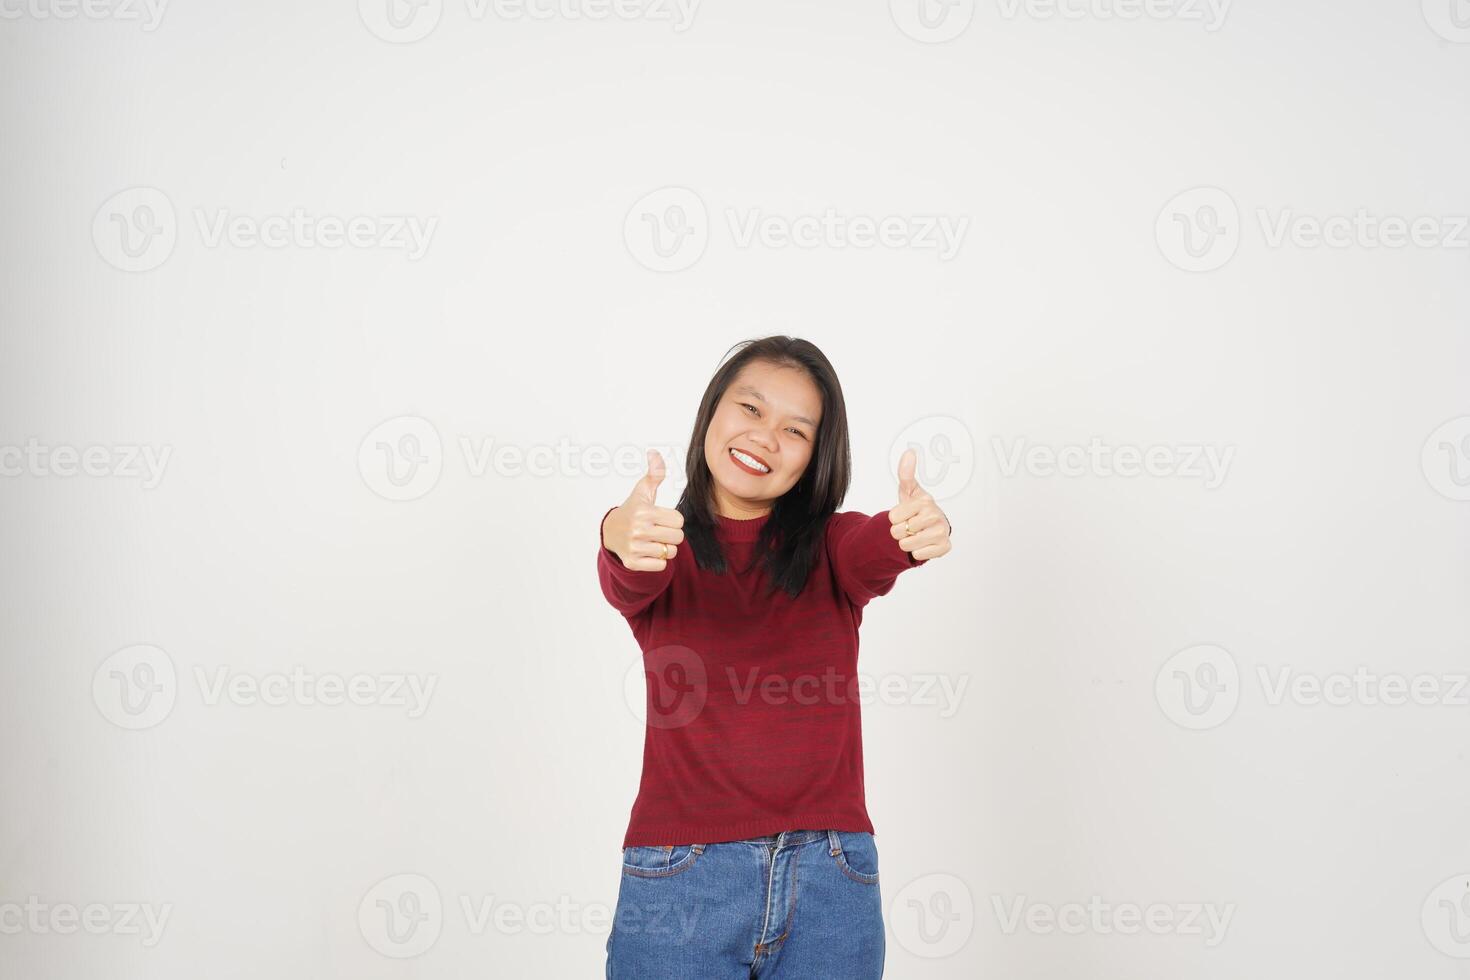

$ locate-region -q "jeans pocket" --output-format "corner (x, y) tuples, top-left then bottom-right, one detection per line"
(829, 831), (880, 885)
(621, 843), (705, 878)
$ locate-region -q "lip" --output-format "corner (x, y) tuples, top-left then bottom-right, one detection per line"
(729, 447), (772, 475)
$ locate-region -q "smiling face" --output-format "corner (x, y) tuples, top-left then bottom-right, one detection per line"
(702, 360), (823, 519)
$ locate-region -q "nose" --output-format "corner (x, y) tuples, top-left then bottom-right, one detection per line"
(747, 426), (778, 453)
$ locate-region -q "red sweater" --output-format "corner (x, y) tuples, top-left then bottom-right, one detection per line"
(598, 505), (929, 848)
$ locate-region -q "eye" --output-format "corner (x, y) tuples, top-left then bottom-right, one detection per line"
(740, 403), (758, 415)
(787, 428), (807, 439)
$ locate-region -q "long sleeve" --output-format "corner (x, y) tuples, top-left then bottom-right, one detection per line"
(825, 509), (929, 609)
(596, 505), (675, 619)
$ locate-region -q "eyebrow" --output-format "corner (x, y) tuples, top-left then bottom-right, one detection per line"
(732, 385), (817, 428)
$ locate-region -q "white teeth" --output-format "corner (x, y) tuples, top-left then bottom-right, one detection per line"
(730, 449), (770, 473)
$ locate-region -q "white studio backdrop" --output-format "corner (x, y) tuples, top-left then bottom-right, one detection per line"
(2, 1), (1469, 977)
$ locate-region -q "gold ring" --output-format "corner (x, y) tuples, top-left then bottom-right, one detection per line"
(903, 522), (912, 536)
(661, 542), (669, 559)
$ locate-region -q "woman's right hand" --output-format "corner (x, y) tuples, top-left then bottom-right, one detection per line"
(602, 450), (685, 572)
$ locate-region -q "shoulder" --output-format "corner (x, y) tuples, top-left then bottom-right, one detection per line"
(823, 509), (884, 544)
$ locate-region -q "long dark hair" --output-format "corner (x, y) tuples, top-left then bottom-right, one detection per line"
(675, 336), (852, 599)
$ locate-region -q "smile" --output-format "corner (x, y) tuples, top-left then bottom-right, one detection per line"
(729, 448), (771, 474)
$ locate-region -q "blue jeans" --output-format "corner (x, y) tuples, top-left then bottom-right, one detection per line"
(605, 828), (884, 979)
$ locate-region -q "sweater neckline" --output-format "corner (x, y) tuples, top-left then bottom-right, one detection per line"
(714, 510), (771, 542)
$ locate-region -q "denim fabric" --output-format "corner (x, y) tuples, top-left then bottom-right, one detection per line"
(606, 828), (884, 979)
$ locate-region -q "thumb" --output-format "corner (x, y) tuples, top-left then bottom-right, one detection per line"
(896, 446), (920, 501)
(632, 449), (666, 504)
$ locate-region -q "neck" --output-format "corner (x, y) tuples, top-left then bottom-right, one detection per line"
(712, 489), (771, 521)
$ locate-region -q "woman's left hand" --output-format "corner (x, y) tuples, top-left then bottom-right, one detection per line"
(889, 446), (953, 562)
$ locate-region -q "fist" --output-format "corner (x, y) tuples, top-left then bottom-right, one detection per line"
(889, 446), (952, 562)
(603, 449), (686, 572)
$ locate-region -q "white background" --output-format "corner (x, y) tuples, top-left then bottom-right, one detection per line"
(2, 1), (1469, 977)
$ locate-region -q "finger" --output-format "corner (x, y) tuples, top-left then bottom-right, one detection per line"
(627, 540), (678, 560)
(909, 538), (950, 561)
(649, 505), (684, 529)
(896, 525), (944, 554)
(633, 449), (666, 505)
(635, 523), (684, 546)
(888, 496), (933, 526)
(621, 555), (670, 572)
(889, 509), (945, 540)
(896, 446), (920, 501)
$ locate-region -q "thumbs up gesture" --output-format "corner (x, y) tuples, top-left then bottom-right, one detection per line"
(602, 449), (686, 572)
(889, 446), (952, 562)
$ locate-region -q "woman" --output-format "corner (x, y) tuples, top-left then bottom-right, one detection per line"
(597, 336), (952, 978)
